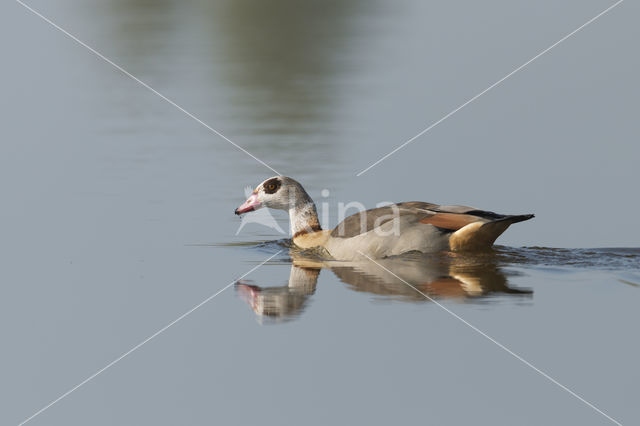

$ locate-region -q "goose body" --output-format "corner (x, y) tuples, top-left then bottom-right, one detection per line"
(235, 176), (533, 260)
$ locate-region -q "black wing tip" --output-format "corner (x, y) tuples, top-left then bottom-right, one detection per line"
(509, 214), (535, 223)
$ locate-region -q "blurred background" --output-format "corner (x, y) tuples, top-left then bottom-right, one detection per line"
(3, 0), (638, 248)
(1, 1), (639, 425)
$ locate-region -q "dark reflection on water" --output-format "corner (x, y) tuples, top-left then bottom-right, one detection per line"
(494, 246), (640, 270)
(234, 246), (533, 323)
(102, 0), (366, 178)
(231, 243), (640, 322)
(208, 0), (360, 125)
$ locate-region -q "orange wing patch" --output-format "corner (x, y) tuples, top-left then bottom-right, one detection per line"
(419, 213), (480, 231)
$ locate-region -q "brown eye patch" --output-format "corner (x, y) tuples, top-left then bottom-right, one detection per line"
(263, 178), (281, 194)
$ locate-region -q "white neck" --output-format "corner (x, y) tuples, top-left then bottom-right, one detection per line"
(289, 202), (321, 237)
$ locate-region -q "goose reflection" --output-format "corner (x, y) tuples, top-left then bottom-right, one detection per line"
(236, 262), (321, 321)
(236, 252), (532, 322)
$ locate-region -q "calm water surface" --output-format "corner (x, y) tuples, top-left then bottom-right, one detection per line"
(1, 1), (639, 425)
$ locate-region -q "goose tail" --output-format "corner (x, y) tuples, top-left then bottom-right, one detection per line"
(449, 214), (534, 251)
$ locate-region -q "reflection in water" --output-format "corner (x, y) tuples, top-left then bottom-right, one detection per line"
(210, 0), (357, 126)
(205, 0), (367, 175)
(236, 250), (532, 322)
(236, 263), (320, 321)
(494, 246), (640, 270)
(100, 0), (367, 177)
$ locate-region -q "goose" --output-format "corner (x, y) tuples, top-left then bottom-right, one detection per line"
(234, 176), (534, 260)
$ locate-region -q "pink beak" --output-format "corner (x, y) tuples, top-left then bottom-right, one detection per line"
(235, 193), (261, 215)
(236, 282), (259, 305)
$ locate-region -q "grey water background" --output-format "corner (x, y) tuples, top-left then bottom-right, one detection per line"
(1, 0), (639, 425)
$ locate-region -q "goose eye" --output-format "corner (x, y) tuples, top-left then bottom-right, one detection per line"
(263, 178), (281, 194)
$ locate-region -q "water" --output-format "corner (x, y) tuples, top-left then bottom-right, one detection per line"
(231, 244), (639, 322)
(1, 1), (639, 425)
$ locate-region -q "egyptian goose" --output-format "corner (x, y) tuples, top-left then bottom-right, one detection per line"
(234, 176), (533, 260)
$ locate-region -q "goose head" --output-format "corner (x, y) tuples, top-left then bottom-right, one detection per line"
(235, 176), (321, 237)
(234, 176), (313, 215)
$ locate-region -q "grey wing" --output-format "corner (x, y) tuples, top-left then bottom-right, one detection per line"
(396, 202), (499, 218)
(329, 201), (513, 239)
(431, 204), (507, 220)
(330, 203), (438, 238)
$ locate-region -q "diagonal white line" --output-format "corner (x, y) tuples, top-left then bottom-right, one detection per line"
(15, 0), (281, 176)
(356, 251), (622, 425)
(18, 250), (284, 426)
(356, 0), (624, 176)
